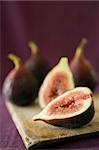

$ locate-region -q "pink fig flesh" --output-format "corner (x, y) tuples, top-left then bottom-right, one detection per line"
(43, 72), (70, 105)
(47, 92), (91, 116)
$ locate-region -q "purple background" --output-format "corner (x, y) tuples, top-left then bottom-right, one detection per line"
(1, 1), (99, 150)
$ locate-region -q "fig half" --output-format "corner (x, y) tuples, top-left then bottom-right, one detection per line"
(33, 87), (94, 128)
(39, 57), (75, 108)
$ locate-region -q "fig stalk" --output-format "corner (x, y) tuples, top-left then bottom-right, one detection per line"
(8, 54), (23, 69)
(28, 41), (39, 55)
(75, 38), (88, 58)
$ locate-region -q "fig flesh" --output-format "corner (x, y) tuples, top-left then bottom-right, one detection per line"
(39, 57), (75, 108)
(33, 87), (94, 128)
(70, 38), (98, 91)
(2, 54), (38, 106)
(25, 41), (51, 87)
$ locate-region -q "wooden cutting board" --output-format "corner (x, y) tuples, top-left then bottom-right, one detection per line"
(5, 94), (99, 149)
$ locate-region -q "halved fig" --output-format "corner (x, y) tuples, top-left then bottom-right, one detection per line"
(39, 57), (75, 108)
(33, 87), (95, 128)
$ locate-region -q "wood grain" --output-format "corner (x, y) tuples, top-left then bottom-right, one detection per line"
(5, 94), (99, 149)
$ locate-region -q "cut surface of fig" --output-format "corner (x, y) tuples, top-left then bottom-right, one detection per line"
(33, 87), (94, 128)
(39, 57), (74, 108)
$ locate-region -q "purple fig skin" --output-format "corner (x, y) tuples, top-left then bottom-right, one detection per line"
(25, 54), (51, 87)
(40, 101), (94, 128)
(25, 41), (51, 90)
(70, 38), (98, 91)
(71, 57), (98, 91)
(3, 66), (39, 106)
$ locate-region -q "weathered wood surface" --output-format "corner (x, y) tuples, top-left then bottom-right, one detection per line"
(5, 94), (99, 149)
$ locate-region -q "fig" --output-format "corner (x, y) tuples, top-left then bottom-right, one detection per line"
(25, 41), (51, 87)
(2, 54), (38, 106)
(39, 57), (75, 108)
(33, 87), (94, 128)
(70, 38), (98, 91)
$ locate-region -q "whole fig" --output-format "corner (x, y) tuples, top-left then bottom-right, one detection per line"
(25, 41), (51, 87)
(2, 54), (38, 106)
(39, 57), (75, 108)
(70, 38), (98, 91)
(33, 87), (94, 128)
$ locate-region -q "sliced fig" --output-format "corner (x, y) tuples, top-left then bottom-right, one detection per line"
(33, 87), (94, 128)
(39, 57), (75, 108)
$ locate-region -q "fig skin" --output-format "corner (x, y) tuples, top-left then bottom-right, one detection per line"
(3, 54), (39, 106)
(70, 38), (98, 91)
(25, 41), (51, 87)
(39, 57), (75, 108)
(33, 87), (95, 128)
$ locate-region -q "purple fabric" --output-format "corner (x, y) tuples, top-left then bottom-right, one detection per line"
(0, 95), (26, 150)
(1, 1), (99, 149)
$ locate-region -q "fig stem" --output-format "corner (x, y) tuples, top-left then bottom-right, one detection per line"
(76, 38), (88, 57)
(28, 41), (39, 55)
(8, 54), (22, 69)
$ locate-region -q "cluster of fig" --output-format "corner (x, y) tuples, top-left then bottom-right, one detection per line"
(2, 38), (98, 128)
(32, 38), (98, 128)
(2, 42), (51, 106)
